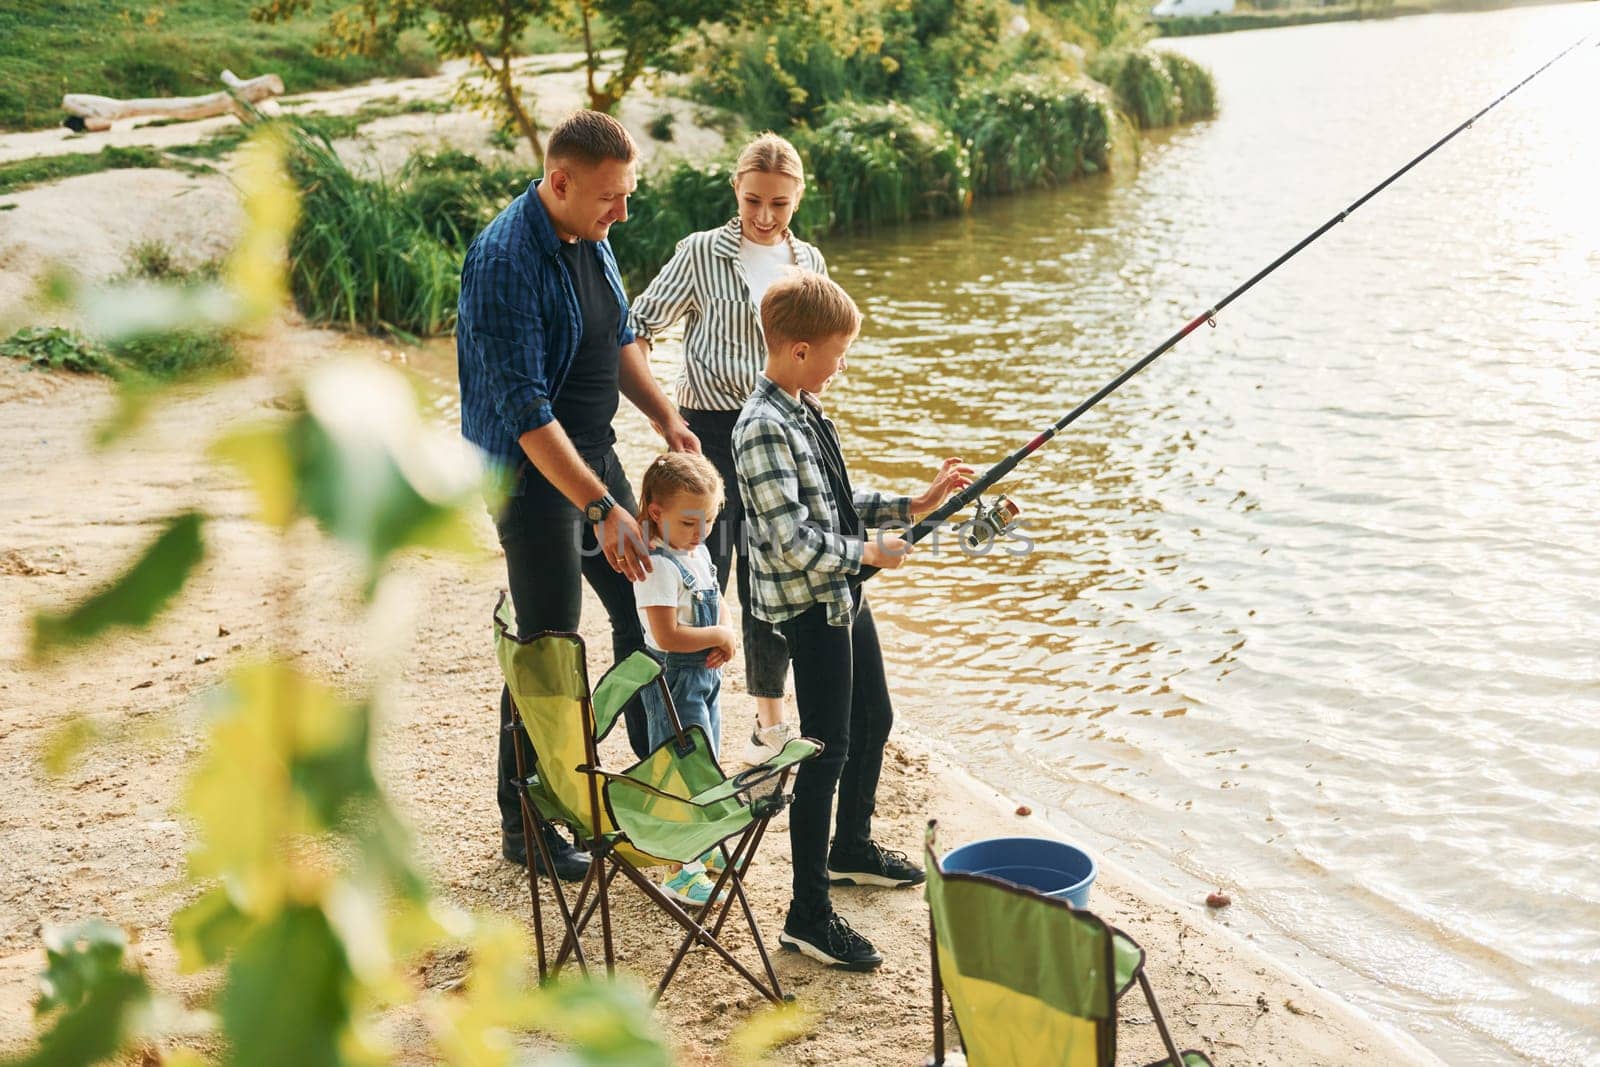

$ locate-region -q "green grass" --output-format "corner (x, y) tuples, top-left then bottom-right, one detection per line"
(0, 144), (191, 195)
(168, 97), (453, 162)
(1, 323), (235, 380)
(1150, 0), (1566, 36)
(0, 95), (462, 198)
(0, 0), (440, 132)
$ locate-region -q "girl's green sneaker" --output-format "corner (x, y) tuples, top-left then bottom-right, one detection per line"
(663, 866), (720, 907)
(701, 849), (727, 879)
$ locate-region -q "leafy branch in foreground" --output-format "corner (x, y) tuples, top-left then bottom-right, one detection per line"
(12, 122), (808, 1067)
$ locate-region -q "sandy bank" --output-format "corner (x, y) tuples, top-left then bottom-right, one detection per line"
(0, 327), (1438, 1064)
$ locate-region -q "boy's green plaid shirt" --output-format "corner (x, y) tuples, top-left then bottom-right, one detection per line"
(732, 376), (911, 627)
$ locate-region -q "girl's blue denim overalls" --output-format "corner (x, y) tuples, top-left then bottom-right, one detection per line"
(641, 547), (723, 759)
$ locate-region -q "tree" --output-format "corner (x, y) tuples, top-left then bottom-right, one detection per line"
(562, 0), (759, 114)
(252, 0), (555, 156)
(1040, 0), (1152, 49)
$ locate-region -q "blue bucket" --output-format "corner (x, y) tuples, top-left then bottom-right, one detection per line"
(942, 837), (1097, 908)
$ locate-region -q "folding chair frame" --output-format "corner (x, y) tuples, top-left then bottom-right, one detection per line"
(499, 612), (806, 1005)
(925, 820), (1212, 1067)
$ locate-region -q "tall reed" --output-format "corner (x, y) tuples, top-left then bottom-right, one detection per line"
(1090, 48), (1183, 129)
(800, 102), (971, 231)
(953, 75), (1115, 194)
(612, 160), (737, 290)
(286, 129), (461, 337)
(1160, 51), (1217, 123)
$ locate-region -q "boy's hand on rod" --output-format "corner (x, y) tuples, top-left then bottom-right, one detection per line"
(911, 457), (975, 519)
(863, 533), (913, 571)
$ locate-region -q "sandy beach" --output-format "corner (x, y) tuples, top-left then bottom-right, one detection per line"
(0, 325), (1440, 1064)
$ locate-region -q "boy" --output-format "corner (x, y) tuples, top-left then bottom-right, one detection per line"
(732, 271), (971, 969)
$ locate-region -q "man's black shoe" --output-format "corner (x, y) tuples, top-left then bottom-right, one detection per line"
(502, 828), (592, 882)
(826, 840), (926, 888)
(778, 909), (883, 971)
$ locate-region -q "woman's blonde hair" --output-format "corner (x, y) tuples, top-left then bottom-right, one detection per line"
(637, 452), (725, 533)
(732, 132), (806, 191)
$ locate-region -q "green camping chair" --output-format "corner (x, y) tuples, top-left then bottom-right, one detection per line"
(494, 593), (821, 1003)
(924, 821), (1213, 1067)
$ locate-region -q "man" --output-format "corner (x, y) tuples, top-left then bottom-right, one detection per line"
(457, 110), (697, 879)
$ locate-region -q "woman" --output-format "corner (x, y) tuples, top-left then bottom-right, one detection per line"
(628, 132), (825, 766)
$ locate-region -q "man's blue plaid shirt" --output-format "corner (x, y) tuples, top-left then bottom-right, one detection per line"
(456, 179), (635, 483)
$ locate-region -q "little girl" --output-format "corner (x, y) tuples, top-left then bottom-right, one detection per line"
(632, 452), (738, 906)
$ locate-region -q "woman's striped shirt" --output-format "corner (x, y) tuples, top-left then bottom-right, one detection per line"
(627, 217), (827, 412)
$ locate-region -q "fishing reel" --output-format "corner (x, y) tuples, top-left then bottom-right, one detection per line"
(960, 495), (1023, 553)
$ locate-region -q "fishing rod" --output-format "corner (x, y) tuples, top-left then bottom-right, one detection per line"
(860, 32), (1592, 578)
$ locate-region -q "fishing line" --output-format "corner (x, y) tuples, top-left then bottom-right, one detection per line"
(860, 33), (1592, 578)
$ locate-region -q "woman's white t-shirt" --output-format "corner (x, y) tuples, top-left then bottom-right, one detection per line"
(633, 545), (718, 652)
(738, 236), (795, 308)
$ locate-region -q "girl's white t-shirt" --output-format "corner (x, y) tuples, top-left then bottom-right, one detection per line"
(633, 544), (717, 652)
(738, 236), (794, 308)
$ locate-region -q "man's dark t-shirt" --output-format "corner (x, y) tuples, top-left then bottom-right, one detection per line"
(552, 239), (623, 457)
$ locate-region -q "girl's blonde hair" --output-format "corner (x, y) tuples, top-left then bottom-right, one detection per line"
(732, 132), (806, 191)
(637, 452), (725, 532)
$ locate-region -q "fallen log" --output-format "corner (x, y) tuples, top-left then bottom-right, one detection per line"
(62, 70), (284, 132)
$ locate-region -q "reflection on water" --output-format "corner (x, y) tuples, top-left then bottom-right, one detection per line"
(818, 8), (1598, 1066)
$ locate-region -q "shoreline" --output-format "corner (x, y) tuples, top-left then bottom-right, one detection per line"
(1152, 0), (1590, 36)
(1, 330), (1438, 1064)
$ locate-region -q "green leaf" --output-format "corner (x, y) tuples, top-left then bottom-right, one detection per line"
(292, 361), (479, 585)
(530, 980), (673, 1067)
(172, 888), (253, 973)
(30, 512), (205, 658)
(37, 919), (128, 1015)
(92, 375), (164, 448)
(2, 920), (151, 1067)
(218, 906), (351, 1067)
(39, 718), (101, 778)
(211, 361), (481, 591)
(209, 424), (299, 529)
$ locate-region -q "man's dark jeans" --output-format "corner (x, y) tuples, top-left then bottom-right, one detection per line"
(682, 407), (790, 700)
(494, 448), (649, 835)
(777, 591), (893, 920)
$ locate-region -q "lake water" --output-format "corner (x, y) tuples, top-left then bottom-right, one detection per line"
(816, 7), (1598, 1064)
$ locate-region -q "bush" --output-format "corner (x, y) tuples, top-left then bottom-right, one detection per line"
(113, 329), (236, 379)
(799, 101), (971, 231)
(685, 0), (1025, 134)
(1090, 48), (1183, 128)
(613, 159), (738, 289)
(953, 74), (1115, 194)
(1, 323), (236, 380)
(286, 129), (461, 337)
(1160, 51), (1217, 122)
(400, 149), (528, 249)
(1, 326), (120, 376)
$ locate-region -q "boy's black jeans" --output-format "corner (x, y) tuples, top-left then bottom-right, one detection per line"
(778, 589), (894, 921)
(494, 447), (650, 836)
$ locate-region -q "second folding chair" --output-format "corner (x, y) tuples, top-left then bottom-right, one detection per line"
(924, 820), (1214, 1067)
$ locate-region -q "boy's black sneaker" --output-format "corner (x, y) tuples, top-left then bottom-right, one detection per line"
(826, 840), (926, 888)
(503, 827), (591, 882)
(778, 909), (883, 971)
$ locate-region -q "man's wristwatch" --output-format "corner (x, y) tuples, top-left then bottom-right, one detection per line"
(584, 492), (617, 524)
